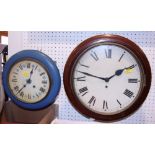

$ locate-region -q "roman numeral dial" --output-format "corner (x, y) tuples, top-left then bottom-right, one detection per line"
(9, 60), (50, 104)
(72, 42), (143, 116)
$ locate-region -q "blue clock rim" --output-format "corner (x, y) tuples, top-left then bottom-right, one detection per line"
(2, 50), (61, 110)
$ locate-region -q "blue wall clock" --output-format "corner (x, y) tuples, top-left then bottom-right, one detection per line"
(2, 50), (61, 110)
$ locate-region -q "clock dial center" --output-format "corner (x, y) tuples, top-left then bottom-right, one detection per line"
(26, 79), (32, 84)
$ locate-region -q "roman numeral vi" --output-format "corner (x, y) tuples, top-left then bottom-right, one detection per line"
(103, 100), (108, 111)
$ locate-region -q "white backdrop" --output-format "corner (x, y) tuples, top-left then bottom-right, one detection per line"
(8, 31), (155, 123)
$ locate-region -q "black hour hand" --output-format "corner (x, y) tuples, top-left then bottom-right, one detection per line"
(115, 69), (124, 76)
(29, 68), (34, 79)
(115, 64), (136, 76)
(104, 64), (137, 82)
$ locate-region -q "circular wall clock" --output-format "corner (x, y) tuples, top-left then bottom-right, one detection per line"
(64, 34), (152, 122)
(2, 50), (61, 110)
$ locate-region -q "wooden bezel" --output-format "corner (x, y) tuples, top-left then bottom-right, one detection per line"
(63, 34), (152, 122)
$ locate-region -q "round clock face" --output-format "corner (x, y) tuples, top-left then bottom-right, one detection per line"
(73, 44), (142, 115)
(2, 50), (61, 110)
(64, 35), (151, 122)
(8, 59), (51, 103)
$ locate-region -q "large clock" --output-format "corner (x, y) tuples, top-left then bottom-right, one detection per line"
(2, 50), (61, 110)
(63, 35), (152, 122)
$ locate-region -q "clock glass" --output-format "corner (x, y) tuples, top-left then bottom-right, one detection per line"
(8, 59), (51, 104)
(72, 44), (143, 115)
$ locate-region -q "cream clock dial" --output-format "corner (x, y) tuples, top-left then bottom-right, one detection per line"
(9, 60), (50, 103)
(64, 35), (151, 122)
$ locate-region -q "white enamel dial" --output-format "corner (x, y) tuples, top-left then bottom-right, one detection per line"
(72, 44), (143, 115)
(8, 60), (50, 103)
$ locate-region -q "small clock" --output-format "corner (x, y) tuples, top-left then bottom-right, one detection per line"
(2, 50), (61, 110)
(64, 34), (151, 122)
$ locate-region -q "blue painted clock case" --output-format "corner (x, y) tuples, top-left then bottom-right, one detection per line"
(2, 50), (61, 110)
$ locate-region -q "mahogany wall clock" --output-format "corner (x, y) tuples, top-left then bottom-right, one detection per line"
(63, 34), (152, 122)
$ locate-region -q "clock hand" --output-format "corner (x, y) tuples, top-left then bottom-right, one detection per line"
(77, 71), (107, 81)
(125, 64), (136, 70)
(77, 64), (136, 83)
(27, 68), (34, 84)
(29, 68), (34, 79)
(106, 64), (137, 81)
(116, 64), (136, 76)
(16, 84), (26, 95)
(105, 69), (124, 82)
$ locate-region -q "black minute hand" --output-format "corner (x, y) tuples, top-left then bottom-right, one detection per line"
(77, 71), (107, 81)
(16, 84), (26, 95)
